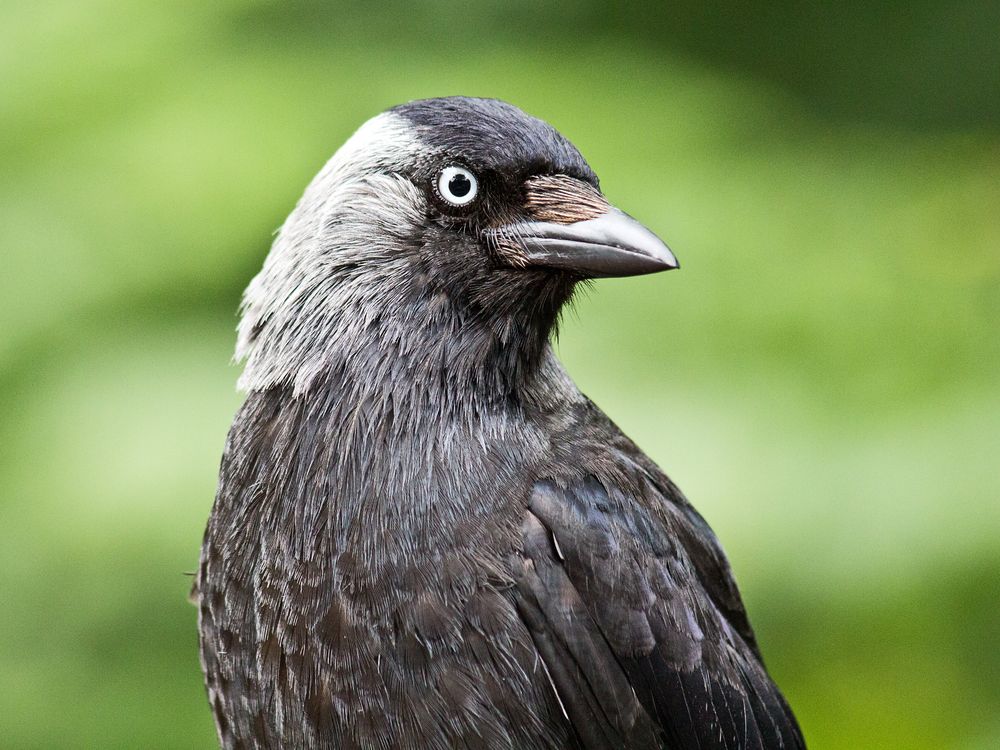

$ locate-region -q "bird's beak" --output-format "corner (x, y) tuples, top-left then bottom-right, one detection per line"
(504, 208), (678, 277)
(491, 176), (678, 278)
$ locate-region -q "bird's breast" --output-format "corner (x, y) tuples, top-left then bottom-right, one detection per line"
(198, 376), (573, 747)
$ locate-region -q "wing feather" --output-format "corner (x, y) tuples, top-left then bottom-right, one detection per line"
(512, 475), (804, 749)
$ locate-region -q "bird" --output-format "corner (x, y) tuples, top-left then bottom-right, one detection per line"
(195, 96), (805, 750)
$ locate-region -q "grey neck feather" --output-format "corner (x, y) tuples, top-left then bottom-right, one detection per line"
(235, 112), (576, 417)
(236, 113), (430, 396)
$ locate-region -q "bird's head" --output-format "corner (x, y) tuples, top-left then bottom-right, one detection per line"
(237, 97), (677, 395)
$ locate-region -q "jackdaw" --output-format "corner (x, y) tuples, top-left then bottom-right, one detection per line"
(195, 96), (805, 749)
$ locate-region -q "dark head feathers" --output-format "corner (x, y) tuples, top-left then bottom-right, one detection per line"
(394, 97), (598, 186)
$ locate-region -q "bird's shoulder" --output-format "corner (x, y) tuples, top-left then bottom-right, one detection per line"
(513, 396), (805, 748)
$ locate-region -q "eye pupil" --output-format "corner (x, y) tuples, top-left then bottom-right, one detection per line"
(448, 174), (472, 198)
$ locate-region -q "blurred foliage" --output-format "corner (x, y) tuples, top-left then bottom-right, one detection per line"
(2, 1), (999, 748)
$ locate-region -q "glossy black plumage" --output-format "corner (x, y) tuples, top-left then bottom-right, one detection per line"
(196, 97), (805, 749)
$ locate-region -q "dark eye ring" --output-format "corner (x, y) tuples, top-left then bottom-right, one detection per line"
(436, 166), (478, 206)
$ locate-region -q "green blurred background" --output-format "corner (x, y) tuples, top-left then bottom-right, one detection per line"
(3, 1), (999, 747)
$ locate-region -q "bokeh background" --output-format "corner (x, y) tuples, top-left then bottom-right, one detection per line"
(3, 1), (999, 747)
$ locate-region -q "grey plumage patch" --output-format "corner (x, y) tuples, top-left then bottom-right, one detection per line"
(236, 113), (432, 395)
